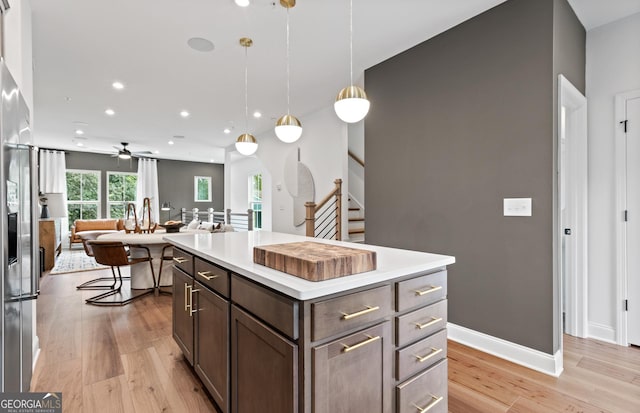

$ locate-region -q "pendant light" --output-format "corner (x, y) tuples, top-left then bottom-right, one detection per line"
(334, 0), (370, 123)
(275, 0), (302, 143)
(235, 37), (258, 156)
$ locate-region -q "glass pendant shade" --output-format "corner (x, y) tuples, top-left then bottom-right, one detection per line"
(235, 133), (258, 156)
(275, 114), (302, 143)
(334, 85), (370, 123)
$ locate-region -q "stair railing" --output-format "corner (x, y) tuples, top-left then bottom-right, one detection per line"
(305, 179), (342, 240)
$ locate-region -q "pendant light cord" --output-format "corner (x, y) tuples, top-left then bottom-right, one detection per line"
(349, 0), (353, 86)
(286, 8), (291, 115)
(244, 44), (249, 132)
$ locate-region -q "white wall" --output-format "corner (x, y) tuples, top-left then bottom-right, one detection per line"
(225, 155), (272, 231)
(586, 12), (640, 342)
(348, 121), (365, 207)
(227, 105), (348, 237)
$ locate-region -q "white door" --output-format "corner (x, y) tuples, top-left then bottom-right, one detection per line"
(626, 96), (640, 346)
(558, 75), (588, 338)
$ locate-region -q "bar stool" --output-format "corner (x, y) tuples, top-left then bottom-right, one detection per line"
(156, 244), (173, 295)
(76, 234), (129, 290)
(85, 240), (156, 306)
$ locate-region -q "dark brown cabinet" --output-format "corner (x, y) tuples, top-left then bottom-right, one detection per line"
(313, 322), (392, 413)
(231, 306), (298, 413)
(193, 281), (229, 413)
(172, 267), (194, 365)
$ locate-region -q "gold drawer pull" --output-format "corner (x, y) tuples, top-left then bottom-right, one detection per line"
(341, 305), (380, 320)
(173, 257), (188, 264)
(197, 271), (219, 281)
(415, 347), (443, 363)
(414, 395), (443, 412)
(342, 335), (381, 353)
(190, 289), (201, 316)
(414, 317), (443, 330)
(185, 284), (191, 312)
(415, 285), (442, 296)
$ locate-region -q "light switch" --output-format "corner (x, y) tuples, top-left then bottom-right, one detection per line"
(503, 198), (532, 216)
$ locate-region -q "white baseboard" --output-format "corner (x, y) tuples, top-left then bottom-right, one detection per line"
(587, 322), (617, 344)
(448, 322), (563, 377)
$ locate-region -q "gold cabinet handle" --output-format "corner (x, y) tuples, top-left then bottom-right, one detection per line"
(415, 285), (442, 296)
(173, 257), (188, 264)
(341, 305), (380, 320)
(197, 271), (219, 281)
(415, 347), (443, 363)
(185, 284), (192, 312)
(342, 335), (381, 353)
(189, 289), (201, 317)
(414, 395), (443, 412)
(414, 317), (443, 330)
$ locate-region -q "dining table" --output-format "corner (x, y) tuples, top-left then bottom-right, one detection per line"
(97, 229), (210, 290)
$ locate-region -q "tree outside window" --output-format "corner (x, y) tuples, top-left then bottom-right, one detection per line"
(249, 174), (262, 230)
(107, 172), (137, 218)
(66, 170), (100, 228)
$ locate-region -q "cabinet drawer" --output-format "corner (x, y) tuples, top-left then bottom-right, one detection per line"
(195, 257), (229, 297)
(396, 270), (447, 312)
(312, 285), (392, 342)
(396, 329), (447, 381)
(397, 359), (447, 413)
(172, 247), (194, 276)
(396, 300), (447, 347)
(231, 275), (299, 340)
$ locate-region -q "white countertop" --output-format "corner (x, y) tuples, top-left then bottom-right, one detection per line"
(163, 231), (455, 300)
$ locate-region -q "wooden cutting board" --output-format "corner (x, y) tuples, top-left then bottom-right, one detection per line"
(253, 241), (377, 281)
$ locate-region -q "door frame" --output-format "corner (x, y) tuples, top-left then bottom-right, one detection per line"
(614, 88), (640, 346)
(558, 75), (588, 340)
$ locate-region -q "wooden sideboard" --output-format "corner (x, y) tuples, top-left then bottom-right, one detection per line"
(39, 219), (62, 271)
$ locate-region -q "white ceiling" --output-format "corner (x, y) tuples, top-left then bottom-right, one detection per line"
(30, 0), (640, 164)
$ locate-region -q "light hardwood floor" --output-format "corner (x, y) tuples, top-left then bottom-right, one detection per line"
(32, 269), (640, 412)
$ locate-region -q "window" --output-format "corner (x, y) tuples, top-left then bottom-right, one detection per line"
(249, 174), (262, 230)
(194, 176), (212, 202)
(66, 170), (100, 227)
(107, 172), (137, 218)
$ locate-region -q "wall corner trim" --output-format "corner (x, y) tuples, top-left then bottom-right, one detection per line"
(447, 322), (563, 377)
(32, 335), (40, 371)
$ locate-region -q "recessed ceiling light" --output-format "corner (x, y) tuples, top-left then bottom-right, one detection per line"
(187, 37), (215, 53)
(223, 128), (231, 134)
(210, 159), (215, 163)
(75, 129), (84, 135)
(105, 108), (115, 116)
(168, 140), (174, 145)
(154, 150), (160, 154)
(180, 110), (190, 118)
(253, 111), (262, 118)
(112, 81), (125, 90)
(76, 142), (84, 147)
(235, 0), (250, 7)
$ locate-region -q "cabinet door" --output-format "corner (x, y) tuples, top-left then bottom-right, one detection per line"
(173, 267), (194, 365)
(194, 282), (229, 413)
(313, 322), (392, 413)
(231, 306), (298, 413)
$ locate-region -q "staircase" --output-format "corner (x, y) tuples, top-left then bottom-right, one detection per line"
(348, 196), (365, 243)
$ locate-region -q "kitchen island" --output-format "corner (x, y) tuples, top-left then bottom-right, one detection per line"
(164, 231), (455, 413)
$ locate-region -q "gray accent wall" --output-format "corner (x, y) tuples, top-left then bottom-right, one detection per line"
(64, 151), (224, 221)
(365, 0), (584, 354)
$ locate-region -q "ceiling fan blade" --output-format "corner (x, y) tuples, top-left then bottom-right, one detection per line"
(133, 151), (153, 155)
(113, 146), (121, 150)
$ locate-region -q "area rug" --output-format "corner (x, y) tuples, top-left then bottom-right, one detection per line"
(49, 249), (109, 274)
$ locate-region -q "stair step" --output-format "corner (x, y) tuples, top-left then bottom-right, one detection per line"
(349, 217), (365, 222)
(349, 228), (365, 235)
(349, 207), (360, 211)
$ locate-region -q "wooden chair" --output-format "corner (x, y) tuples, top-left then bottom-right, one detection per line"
(84, 240), (156, 306)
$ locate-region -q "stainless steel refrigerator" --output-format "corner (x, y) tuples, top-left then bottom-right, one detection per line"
(0, 60), (39, 392)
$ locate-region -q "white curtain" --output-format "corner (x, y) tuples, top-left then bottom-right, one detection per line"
(136, 158), (159, 223)
(39, 149), (68, 230)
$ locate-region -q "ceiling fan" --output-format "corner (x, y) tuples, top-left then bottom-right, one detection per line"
(112, 142), (152, 160)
